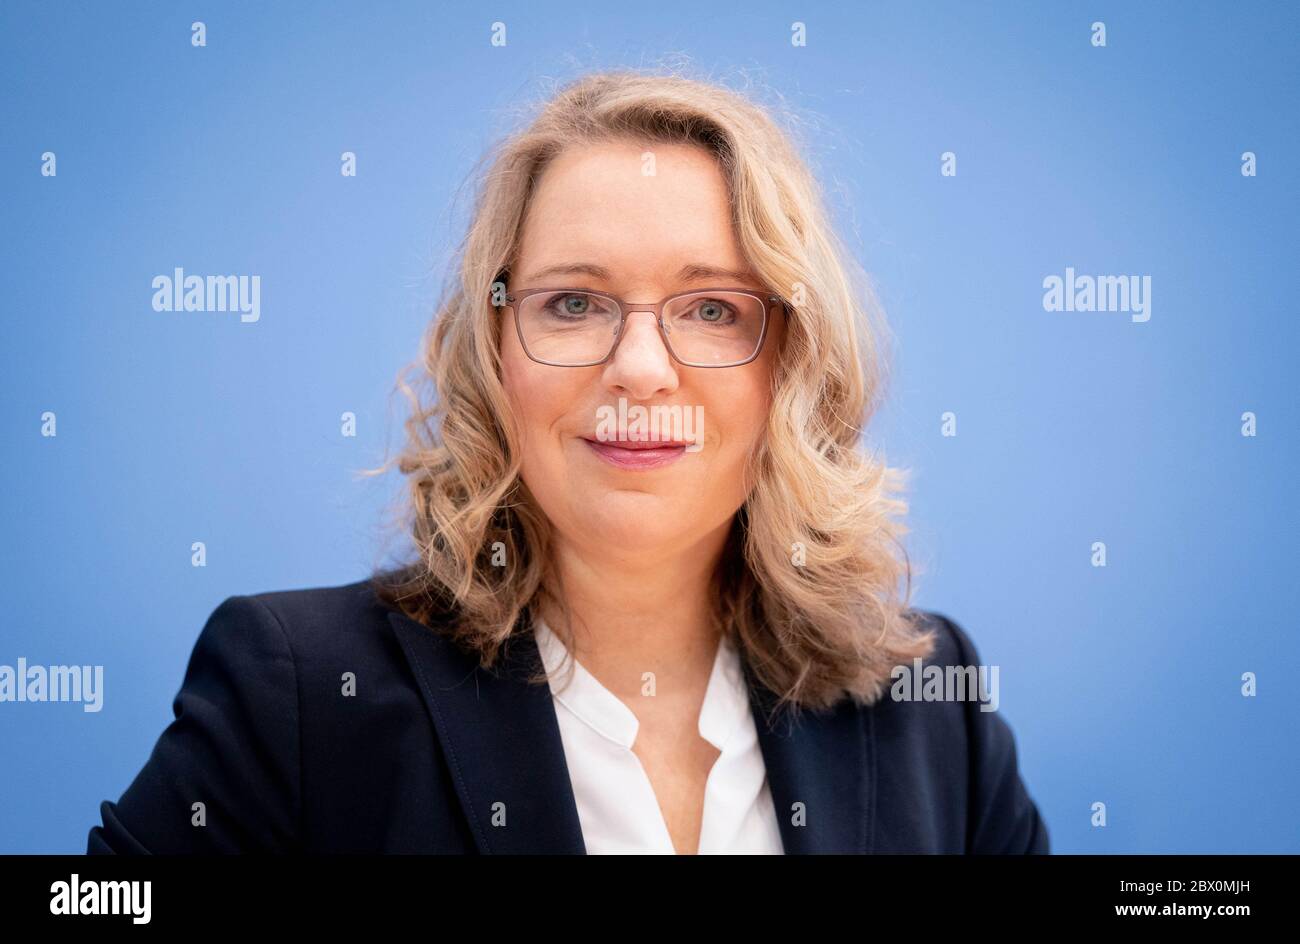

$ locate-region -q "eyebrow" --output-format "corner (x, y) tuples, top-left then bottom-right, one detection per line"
(520, 262), (759, 286)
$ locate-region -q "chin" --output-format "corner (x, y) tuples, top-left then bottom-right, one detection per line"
(576, 494), (681, 541)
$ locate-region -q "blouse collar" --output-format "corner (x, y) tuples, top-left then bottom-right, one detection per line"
(533, 615), (750, 753)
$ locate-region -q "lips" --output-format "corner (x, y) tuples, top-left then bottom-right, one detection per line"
(584, 437), (688, 449)
(581, 436), (690, 470)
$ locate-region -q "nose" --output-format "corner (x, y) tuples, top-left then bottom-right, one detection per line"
(601, 309), (679, 399)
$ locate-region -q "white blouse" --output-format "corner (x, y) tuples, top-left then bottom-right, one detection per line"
(533, 616), (785, 854)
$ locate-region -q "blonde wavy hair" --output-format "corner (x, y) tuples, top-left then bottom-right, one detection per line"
(366, 67), (935, 718)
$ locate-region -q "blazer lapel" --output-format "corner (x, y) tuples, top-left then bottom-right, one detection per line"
(389, 605), (873, 855)
(742, 657), (873, 854)
(387, 609), (587, 854)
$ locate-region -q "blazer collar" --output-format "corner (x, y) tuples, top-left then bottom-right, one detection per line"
(387, 608), (872, 854)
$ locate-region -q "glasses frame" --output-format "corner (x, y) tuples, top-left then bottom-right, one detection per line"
(498, 286), (783, 368)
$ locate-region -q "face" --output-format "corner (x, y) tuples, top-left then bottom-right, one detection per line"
(499, 139), (785, 562)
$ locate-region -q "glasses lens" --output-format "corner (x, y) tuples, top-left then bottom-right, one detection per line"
(516, 291), (622, 365)
(514, 290), (770, 366)
(662, 291), (767, 366)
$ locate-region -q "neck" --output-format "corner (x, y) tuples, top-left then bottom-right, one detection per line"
(538, 517), (734, 702)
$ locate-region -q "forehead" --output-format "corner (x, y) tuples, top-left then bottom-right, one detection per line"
(515, 139), (750, 284)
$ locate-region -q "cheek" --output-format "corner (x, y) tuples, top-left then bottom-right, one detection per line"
(499, 339), (529, 417)
(703, 375), (772, 475)
(499, 339), (582, 467)
(684, 386), (768, 521)
(500, 324), (550, 427)
(502, 364), (550, 457)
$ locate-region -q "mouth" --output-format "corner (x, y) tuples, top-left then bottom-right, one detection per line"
(580, 436), (690, 470)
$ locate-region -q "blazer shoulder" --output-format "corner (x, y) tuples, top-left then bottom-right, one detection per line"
(237, 576), (406, 663)
(88, 590), (307, 852)
(87, 577), (418, 854)
(897, 607), (1050, 854)
(903, 607), (981, 667)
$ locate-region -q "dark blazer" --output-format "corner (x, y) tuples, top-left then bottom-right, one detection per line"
(87, 578), (1049, 854)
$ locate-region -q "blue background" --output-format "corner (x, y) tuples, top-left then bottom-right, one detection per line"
(2, 0), (1296, 853)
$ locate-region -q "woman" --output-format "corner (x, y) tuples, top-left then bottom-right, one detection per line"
(87, 71), (1048, 855)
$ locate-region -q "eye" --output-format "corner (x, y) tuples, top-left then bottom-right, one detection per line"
(541, 292), (604, 320)
(561, 294), (590, 315)
(682, 298), (737, 325)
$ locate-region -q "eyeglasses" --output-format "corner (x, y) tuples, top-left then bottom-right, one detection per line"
(496, 286), (781, 368)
